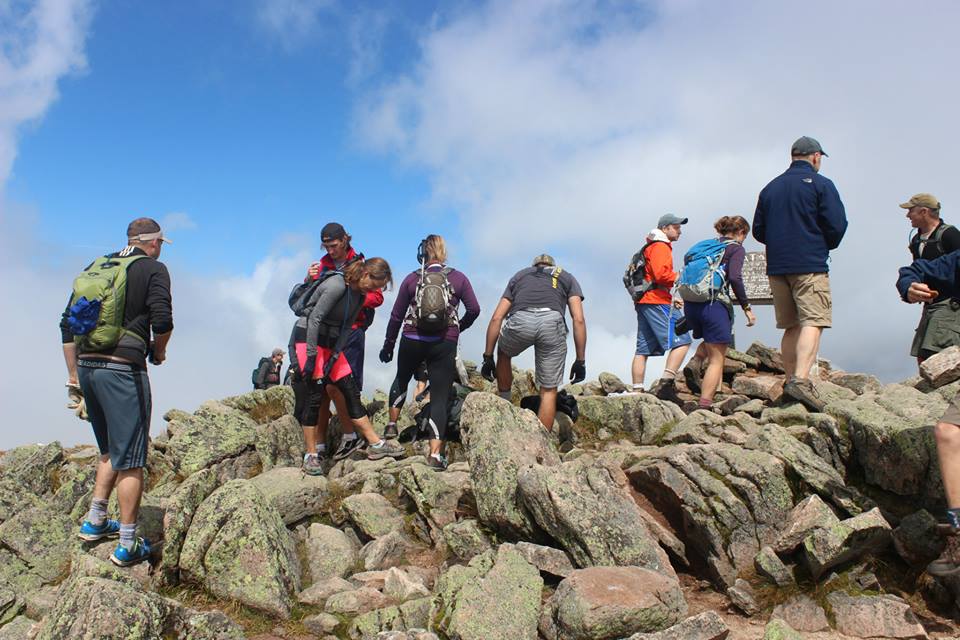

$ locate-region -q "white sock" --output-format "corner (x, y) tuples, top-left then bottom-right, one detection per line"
(371, 440), (384, 449)
(316, 444), (326, 452)
(632, 384), (644, 391)
(87, 498), (108, 526)
(304, 453), (316, 462)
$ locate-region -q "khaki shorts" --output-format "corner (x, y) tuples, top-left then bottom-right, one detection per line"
(769, 273), (832, 330)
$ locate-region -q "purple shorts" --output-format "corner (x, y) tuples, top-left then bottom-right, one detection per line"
(685, 301), (733, 344)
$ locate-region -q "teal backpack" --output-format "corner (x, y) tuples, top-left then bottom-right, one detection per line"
(677, 238), (732, 302)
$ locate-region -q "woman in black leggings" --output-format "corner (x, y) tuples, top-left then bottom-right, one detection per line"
(379, 235), (480, 470)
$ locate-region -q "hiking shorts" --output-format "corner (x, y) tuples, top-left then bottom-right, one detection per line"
(498, 309), (568, 388)
(77, 360), (151, 471)
(912, 299), (960, 358)
(635, 303), (692, 357)
(768, 273), (832, 329)
(684, 300), (734, 344)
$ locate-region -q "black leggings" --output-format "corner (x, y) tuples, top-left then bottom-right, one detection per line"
(388, 337), (456, 441)
(293, 372), (367, 424)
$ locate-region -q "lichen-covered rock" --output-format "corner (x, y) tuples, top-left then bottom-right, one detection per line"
(802, 507), (892, 579)
(155, 468), (219, 587)
(509, 541), (575, 578)
(773, 494), (839, 554)
(625, 443), (794, 588)
(398, 463), (472, 531)
(623, 611), (728, 640)
(726, 578), (758, 616)
(164, 401), (259, 476)
(303, 612), (341, 636)
(348, 597), (433, 640)
(343, 493), (405, 539)
(762, 618), (803, 640)
(732, 375), (783, 402)
(460, 393), (559, 539)
(576, 394), (683, 442)
(179, 479), (300, 617)
(359, 530), (412, 572)
(539, 566), (686, 640)
(304, 523), (360, 581)
(0, 505), (76, 582)
(754, 546), (794, 587)
(893, 509), (943, 567)
(442, 519), (493, 562)
(826, 591), (928, 639)
(746, 342), (784, 372)
(433, 545), (542, 640)
(36, 576), (170, 640)
(298, 576), (355, 605)
(255, 414), (305, 470)
(24, 585), (59, 620)
(324, 586), (391, 616)
(383, 567), (430, 602)
(0, 616), (35, 640)
(830, 371), (883, 395)
(167, 607), (246, 640)
(221, 384), (295, 423)
(770, 594), (829, 632)
(598, 372), (629, 394)
(249, 466), (327, 526)
(517, 457), (673, 576)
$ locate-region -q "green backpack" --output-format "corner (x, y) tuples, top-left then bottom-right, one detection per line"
(67, 253), (147, 351)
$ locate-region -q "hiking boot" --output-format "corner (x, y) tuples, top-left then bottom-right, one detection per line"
(367, 440), (406, 460)
(928, 533), (960, 578)
(652, 378), (682, 404)
(383, 422), (399, 439)
(110, 537), (152, 567)
(78, 519), (120, 542)
(332, 437), (365, 461)
(302, 454), (324, 476)
(782, 378), (825, 412)
(426, 454), (448, 471)
(683, 363), (703, 394)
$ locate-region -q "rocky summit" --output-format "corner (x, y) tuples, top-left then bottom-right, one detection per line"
(5, 344), (960, 639)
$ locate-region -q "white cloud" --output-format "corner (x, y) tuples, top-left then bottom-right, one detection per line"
(355, 0), (960, 383)
(0, 0), (92, 189)
(254, 0), (336, 49)
(159, 211), (197, 234)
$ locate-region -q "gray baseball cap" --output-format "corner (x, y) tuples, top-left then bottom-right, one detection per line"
(791, 136), (828, 157)
(657, 213), (688, 228)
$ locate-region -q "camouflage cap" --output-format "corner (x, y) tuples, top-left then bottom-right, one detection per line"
(532, 254), (556, 267)
(900, 193), (941, 211)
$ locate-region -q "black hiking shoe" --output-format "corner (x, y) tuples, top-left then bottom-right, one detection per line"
(652, 378), (682, 405)
(782, 378), (825, 413)
(383, 422), (399, 439)
(683, 363), (703, 394)
(332, 437), (365, 461)
(928, 531), (960, 577)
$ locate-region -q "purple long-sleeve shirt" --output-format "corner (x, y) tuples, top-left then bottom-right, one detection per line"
(722, 242), (749, 307)
(384, 264), (480, 346)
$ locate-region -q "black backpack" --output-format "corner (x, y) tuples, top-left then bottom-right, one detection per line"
(252, 357), (270, 389)
(623, 241), (666, 302)
(400, 383), (473, 444)
(412, 266), (455, 334)
(519, 390), (579, 422)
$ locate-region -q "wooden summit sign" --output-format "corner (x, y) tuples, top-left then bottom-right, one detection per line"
(731, 251), (773, 305)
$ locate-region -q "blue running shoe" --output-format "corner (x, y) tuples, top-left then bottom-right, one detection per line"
(78, 519), (120, 542)
(110, 537), (151, 567)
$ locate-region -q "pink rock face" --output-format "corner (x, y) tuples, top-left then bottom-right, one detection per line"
(732, 374), (784, 402)
(920, 345), (960, 388)
(827, 592), (928, 639)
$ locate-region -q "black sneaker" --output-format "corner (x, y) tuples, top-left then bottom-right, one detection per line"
(383, 422), (399, 439)
(426, 453), (448, 471)
(652, 378), (681, 404)
(683, 363), (703, 394)
(332, 437), (365, 461)
(782, 378), (825, 412)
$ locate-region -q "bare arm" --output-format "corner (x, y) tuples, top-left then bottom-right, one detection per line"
(63, 343), (79, 384)
(568, 296), (586, 361)
(151, 331), (172, 364)
(484, 298), (512, 355)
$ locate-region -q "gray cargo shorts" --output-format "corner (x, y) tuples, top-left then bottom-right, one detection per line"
(497, 309), (567, 388)
(78, 359), (151, 470)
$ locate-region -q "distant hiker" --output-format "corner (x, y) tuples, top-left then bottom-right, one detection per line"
(294, 222), (383, 464)
(752, 136), (847, 412)
(903, 193), (960, 366)
(253, 348), (284, 390)
(290, 257), (403, 475)
(61, 217), (173, 567)
(897, 252), (960, 576)
(380, 235), (480, 471)
(481, 254), (586, 430)
(679, 216), (757, 409)
(628, 213), (692, 400)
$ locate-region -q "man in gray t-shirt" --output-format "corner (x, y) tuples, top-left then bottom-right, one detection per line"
(482, 254), (587, 431)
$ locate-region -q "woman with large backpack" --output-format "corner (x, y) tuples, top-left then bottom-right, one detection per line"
(679, 216), (757, 409)
(289, 257), (404, 475)
(379, 235), (481, 471)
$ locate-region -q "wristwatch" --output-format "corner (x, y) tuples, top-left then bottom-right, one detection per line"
(742, 304), (752, 311)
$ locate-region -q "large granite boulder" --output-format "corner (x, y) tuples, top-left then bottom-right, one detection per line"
(249, 466), (328, 525)
(0, 505), (76, 582)
(179, 479), (300, 617)
(164, 401), (260, 477)
(155, 468), (220, 587)
(255, 414), (305, 470)
(623, 611), (728, 640)
(398, 462), (473, 531)
(802, 508), (892, 579)
(459, 393), (559, 539)
(305, 523), (360, 581)
(539, 566), (687, 640)
(826, 591), (928, 639)
(343, 493), (405, 539)
(576, 394), (683, 441)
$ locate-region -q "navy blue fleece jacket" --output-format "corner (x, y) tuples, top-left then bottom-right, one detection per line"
(753, 160), (848, 275)
(897, 251), (960, 301)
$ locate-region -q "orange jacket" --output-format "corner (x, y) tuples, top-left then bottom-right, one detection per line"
(638, 241), (678, 305)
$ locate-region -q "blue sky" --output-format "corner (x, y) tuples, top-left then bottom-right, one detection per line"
(3, 0), (960, 448)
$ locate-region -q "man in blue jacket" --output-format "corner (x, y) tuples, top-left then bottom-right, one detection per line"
(753, 136), (847, 411)
(899, 254), (960, 576)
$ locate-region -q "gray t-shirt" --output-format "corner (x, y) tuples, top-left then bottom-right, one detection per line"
(502, 266), (584, 315)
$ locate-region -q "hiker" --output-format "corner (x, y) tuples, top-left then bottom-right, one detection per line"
(678, 216), (757, 409)
(298, 222), (383, 464)
(903, 193), (960, 366)
(61, 217), (173, 566)
(291, 257), (403, 475)
(897, 252), (960, 576)
(379, 235), (480, 471)
(253, 348), (284, 389)
(752, 136), (847, 412)
(481, 254), (586, 430)
(629, 213), (692, 400)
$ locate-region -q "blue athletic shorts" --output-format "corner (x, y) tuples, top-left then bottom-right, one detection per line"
(684, 301), (734, 344)
(636, 303), (692, 356)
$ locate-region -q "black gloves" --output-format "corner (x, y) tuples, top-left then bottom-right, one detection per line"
(569, 360), (586, 384)
(379, 345), (394, 363)
(301, 355), (316, 381)
(481, 354), (496, 381)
